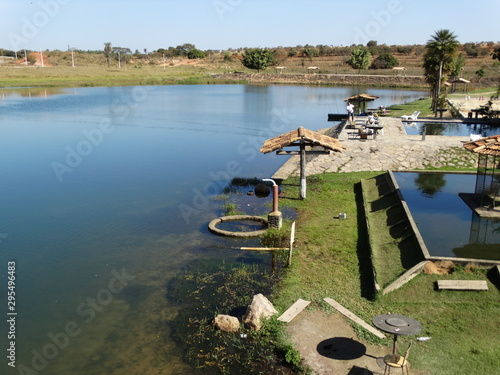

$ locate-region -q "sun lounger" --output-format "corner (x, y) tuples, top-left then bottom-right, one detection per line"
(469, 133), (483, 141)
(401, 111), (420, 121)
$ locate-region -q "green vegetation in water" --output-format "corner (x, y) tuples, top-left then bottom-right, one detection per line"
(223, 177), (263, 194)
(168, 263), (305, 374)
(221, 201), (242, 216)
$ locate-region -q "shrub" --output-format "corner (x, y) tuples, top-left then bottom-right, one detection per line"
(241, 48), (275, 71)
(370, 53), (399, 69)
(187, 48), (206, 59)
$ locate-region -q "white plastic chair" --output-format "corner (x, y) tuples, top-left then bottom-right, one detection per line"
(401, 111), (420, 121)
(469, 133), (482, 141)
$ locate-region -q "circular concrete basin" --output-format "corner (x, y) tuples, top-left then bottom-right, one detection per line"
(208, 215), (268, 237)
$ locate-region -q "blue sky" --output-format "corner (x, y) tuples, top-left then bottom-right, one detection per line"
(1, 0), (499, 52)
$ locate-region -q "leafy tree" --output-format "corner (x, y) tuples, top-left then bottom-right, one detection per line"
(316, 44), (332, 56)
(366, 40), (380, 54)
(370, 53), (399, 69)
(303, 47), (317, 61)
(450, 53), (465, 77)
(423, 29), (459, 113)
(112, 47), (132, 68)
(346, 46), (371, 73)
(397, 46), (414, 55)
(174, 43), (196, 57)
(492, 47), (500, 62)
(463, 42), (480, 57)
(27, 53), (37, 65)
(104, 42), (112, 67)
(187, 48), (206, 59)
(491, 48), (500, 97)
(241, 48), (275, 72)
(475, 68), (485, 80)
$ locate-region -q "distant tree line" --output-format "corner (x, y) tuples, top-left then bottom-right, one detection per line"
(2, 41), (496, 60)
(1, 40), (499, 80)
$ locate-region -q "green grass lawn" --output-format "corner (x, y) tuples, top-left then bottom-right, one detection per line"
(386, 97), (434, 117)
(277, 172), (500, 375)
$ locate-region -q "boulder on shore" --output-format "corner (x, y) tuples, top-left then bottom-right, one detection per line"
(214, 314), (240, 332)
(243, 293), (278, 331)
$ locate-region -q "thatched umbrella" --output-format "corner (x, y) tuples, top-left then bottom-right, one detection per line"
(344, 93), (380, 115)
(260, 127), (344, 199)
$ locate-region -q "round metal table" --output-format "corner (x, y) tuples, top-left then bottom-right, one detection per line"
(372, 314), (422, 354)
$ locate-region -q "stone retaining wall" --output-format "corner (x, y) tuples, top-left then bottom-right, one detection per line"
(215, 72), (428, 88)
(215, 73), (500, 89)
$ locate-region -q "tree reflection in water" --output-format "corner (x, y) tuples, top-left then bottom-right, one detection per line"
(414, 173), (447, 197)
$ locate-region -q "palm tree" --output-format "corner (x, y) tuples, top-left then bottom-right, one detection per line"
(424, 30), (459, 113)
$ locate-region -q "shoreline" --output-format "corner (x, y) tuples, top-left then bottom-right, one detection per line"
(1, 64), (498, 89)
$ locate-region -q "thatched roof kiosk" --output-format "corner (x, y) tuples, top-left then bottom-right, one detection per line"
(343, 93), (380, 115)
(261, 127), (344, 199)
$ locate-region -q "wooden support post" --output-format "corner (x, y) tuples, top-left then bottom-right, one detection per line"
(300, 143), (306, 199)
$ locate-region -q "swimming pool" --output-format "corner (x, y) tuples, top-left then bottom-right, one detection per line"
(393, 172), (500, 260)
(404, 122), (499, 138)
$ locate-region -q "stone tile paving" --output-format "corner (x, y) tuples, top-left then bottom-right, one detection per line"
(272, 117), (478, 179)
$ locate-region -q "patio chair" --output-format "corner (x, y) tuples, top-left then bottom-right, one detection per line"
(401, 111), (420, 121)
(383, 341), (412, 375)
(469, 133), (483, 142)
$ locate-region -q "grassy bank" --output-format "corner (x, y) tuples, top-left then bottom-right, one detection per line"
(0, 65), (238, 88)
(386, 96), (434, 117)
(276, 172), (500, 374)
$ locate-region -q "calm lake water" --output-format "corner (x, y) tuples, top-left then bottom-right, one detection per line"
(393, 172), (500, 260)
(0, 85), (426, 374)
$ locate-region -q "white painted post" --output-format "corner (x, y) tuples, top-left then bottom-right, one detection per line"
(288, 221), (295, 266)
(300, 143), (306, 199)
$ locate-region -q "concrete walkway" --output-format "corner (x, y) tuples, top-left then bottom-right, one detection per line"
(272, 117), (478, 179)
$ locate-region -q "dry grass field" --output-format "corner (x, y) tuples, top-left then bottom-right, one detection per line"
(1, 47), (498, 88)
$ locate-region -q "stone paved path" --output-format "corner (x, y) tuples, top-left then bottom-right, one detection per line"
(272, 117), (477, 179)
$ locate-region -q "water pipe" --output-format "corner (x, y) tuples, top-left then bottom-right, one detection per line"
(262, 178), (279, 213)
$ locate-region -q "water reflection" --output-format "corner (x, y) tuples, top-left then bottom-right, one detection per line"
(414, 173), (447, 197)
(394, 172), (500, 259)
(0, 87), (67, 99)
(455, 214), (500, 260)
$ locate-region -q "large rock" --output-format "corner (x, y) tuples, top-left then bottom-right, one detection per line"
(243, 294), (278, 331)
(214, 314), (240, 333)
(423, 260), (455, 275)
